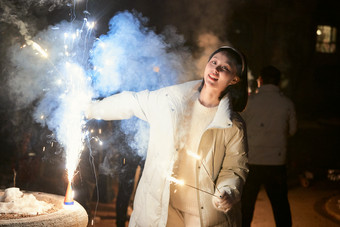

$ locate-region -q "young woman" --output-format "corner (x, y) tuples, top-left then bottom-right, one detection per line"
(86, 46), (249, 226)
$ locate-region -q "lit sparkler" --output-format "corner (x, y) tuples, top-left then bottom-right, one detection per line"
(186, 150), (221, 194)
(168, 176), (219, 198)
(26, 40), (48, 58)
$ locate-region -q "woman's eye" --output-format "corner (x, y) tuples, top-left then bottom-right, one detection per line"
(211, 61), (216, 65)
(221, 66), (229, 71)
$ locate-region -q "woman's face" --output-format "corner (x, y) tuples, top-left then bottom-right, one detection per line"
(203, 52), (240, 95)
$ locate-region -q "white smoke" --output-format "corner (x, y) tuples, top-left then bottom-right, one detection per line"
(90, 10), (196, 157)
(90, 10), (196, 97)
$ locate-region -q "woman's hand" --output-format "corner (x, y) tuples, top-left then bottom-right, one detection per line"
(212, 189), (234, 213)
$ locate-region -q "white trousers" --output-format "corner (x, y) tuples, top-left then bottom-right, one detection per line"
(167, 204), (201, 227)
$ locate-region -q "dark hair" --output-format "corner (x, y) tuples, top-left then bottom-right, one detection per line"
(260, 65), (281, 86)
(198, 46), (248, 112)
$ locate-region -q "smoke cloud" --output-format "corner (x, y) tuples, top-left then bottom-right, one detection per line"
(90, 10), (197, 158)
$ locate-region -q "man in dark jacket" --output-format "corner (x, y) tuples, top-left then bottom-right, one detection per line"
(241, 65), (297, 227)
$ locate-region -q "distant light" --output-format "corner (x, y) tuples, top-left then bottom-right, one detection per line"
(316, 29), (322, 35)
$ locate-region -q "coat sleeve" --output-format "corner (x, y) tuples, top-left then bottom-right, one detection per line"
(86, 90), (152, 122)
(216, 117), (248, 203)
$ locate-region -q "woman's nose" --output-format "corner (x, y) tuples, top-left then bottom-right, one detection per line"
(215, 66), (222, 73)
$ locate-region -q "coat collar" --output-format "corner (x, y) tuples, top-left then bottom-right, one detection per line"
(170, 80), (233, 129)
(208, 94), (233, 129)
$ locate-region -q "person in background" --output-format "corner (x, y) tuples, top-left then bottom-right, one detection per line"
(86, 46), (249, 226)
(241, 65), (297, 227)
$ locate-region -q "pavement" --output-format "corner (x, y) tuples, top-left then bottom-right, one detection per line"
(250, 179), (340, 227)
(325, 194), (340, 223)
(86, 179), (340, 227)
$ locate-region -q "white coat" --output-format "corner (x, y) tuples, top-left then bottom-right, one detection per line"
(87, 80), (248, 226)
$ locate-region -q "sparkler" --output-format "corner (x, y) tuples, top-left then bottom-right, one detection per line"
(28, 40), (48, 58)
(186, 150), (221, 194)
(168, 176), (220, 198)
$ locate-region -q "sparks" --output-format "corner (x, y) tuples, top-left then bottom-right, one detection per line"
(168, 176), (184, 185)
(61, 62), (93, 182)
(168, 176), (219, 198)
(86, 21), (95, 29)
(30, 41), (48, 58)
(186, 150), (221, 193)
(186, 150), (201, 160)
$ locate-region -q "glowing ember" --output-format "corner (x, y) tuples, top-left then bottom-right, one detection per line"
(168, 176), (184, 185)
(186, 150), (201, 160)
(29, 41), (48, 58)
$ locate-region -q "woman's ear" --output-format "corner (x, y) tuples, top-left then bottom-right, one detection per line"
(229, 76), (240, 85)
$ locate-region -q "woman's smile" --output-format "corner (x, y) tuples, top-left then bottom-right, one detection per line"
(208, 72), (218, 81)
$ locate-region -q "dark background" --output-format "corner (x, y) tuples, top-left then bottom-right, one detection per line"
(0, 0), (339, 194)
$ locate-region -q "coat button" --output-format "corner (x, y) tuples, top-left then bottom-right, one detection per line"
(201, 207), (204, 209)
(198, 166), (201, 169)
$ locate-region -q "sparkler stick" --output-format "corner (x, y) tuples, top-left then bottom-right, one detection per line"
(183, 183), (220, 198)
